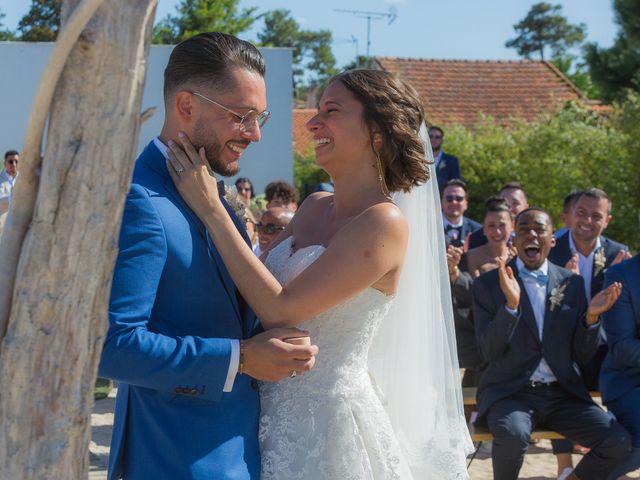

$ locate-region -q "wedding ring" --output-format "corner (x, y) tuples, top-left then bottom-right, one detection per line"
(176, 167), (185, 175)
(289, 370), (297, 378)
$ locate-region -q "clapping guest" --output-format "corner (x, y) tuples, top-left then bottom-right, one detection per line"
(601, 254), (640, 479)
(448, 196), (513, 390)
(441, 179), (481, 248)
(473, 207), (630, 480)
(253, 207), (294, 257)
(549, 188), (631, 389)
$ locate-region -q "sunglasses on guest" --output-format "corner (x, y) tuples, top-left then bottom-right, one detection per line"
(444, 195), (465, 203)
(256, 223), (286, 235)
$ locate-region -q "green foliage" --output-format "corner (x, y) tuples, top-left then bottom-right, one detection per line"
(506, 2), (586, 60)
(257, 9), (337, 92)
(584, 0), (640, 101)
(551, 56), (601, 99)
(445, 99), (640, 251)
(293, 146), (331, 202)
(152, 0), (259, 44)
(17, 0), (60, 42)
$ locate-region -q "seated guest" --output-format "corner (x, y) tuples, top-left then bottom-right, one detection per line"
(549, 188), (631, 389)
(468, 182), (529, 250)
(600, 254), (640, 480)
(265, 180), (298, 211)
(448, 196), (513, 391)
(554, 190), (582, 239)
(428, 126), (460, 191)
(441, 179), (481, 248)
(253, 207), (294, 257)
(473, 207), (630, 480)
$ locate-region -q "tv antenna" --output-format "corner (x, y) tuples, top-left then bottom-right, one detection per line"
(335, 7), (397, 58)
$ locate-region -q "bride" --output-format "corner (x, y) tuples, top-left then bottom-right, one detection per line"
(167, 69), (473, 479)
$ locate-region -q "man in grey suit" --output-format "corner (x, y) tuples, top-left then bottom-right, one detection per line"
(473, 207), (631, 480)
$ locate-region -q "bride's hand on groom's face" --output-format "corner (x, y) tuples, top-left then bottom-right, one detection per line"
(167, 132), (223, 221)
(243, 328), (319, 382)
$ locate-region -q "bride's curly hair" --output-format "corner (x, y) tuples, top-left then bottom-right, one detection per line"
(333, 69), (430, 193)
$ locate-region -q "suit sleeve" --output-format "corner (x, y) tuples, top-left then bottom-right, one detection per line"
(602, 266), (640, 371)
(98, 185), (234, 401)
(570, 275), (601, 365)
(473, 274), (520, 362)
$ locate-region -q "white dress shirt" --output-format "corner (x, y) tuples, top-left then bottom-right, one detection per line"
(511, 258), (558, 383)
(153, 137), (240, 392)
(568, 231), (601, 300)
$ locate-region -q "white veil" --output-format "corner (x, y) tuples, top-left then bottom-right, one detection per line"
(368, 125), (474, 479)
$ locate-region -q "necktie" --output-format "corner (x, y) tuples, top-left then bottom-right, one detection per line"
(518, 266), (549, 287)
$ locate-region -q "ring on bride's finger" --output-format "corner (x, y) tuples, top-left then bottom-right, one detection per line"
(289, 370), (297, 378)
(176, 167), (185, 175)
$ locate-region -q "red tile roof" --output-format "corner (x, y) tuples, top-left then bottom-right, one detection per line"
(292, 108), (316, 156)
(373, 57), (585, 127)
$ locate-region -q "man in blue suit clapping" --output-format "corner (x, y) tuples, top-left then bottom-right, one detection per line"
(601, 254), (640, 479)
(98, 32), (318, 480)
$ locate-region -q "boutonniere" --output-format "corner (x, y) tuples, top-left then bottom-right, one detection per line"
(549, 281), (568, 312)
(594, 248), (606, 276)
(224, 185), (247, 221)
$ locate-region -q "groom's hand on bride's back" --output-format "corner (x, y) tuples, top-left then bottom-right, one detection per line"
(243, 328), (319, 381)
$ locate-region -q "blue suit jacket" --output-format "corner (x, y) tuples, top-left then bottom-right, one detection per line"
(473, 260), (599, 418)
(98, 141), (260, 480)
(444, 216), (481, 248)
(600, 255), (640, 404)
(435, 152), (461, 192)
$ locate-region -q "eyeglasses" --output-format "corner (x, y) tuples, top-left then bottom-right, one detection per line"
(192, 91), (270, 133)
(429, 135), (442, 140)
(6, 160), (18, 165)
(237, 187), (252, 192)
(445, 195), (465, 203)
(256, 223), (286, 235)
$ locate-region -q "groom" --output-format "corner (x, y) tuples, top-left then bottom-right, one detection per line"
(99, 32), (318, 480)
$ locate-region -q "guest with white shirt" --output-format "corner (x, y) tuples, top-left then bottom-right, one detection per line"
(429, 126), (460, 191)
(472, 207), (630, 480)
(0, 150), (19, 215)
(441, 178), (481, 248)
(549, 188), (630, 390)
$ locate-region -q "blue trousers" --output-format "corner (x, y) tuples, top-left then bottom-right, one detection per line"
(486, 384), (631, 480)
(606, 387), (640, 479)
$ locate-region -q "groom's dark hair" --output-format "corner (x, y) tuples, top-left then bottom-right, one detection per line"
(163, 32), (265, 99)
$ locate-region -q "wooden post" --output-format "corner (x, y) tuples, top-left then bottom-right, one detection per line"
(0, 0), (157, 478)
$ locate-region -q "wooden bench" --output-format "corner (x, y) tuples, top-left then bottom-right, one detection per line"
(463, 387), (601, 442)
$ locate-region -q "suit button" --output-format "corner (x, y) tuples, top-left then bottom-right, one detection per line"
(251, 379), (258, 390)
(190, 388), (198, 395)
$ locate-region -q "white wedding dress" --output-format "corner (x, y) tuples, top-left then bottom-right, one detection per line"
(260, 236), (413, 479)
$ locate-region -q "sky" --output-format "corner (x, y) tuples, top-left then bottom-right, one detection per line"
(2, 0), (618, 68)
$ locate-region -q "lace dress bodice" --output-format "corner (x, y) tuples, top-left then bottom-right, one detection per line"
(259, 237), (413, 479)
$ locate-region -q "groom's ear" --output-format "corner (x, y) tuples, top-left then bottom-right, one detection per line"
(175, 91), (195, 120)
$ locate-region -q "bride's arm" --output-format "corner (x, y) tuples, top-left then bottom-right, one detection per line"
(167, 135), (408, 328)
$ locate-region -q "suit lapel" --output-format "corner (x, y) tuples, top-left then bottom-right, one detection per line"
(543, 263), (563, 340)
(509, 259), (541, 342)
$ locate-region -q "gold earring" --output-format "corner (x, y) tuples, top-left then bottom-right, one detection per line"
(374, 150), (391, 199)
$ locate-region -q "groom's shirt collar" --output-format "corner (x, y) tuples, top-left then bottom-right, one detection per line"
(153, 136), (169, 160)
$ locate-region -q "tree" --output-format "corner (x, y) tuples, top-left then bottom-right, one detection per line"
(0, 9), (16, 40)
(152, 0), (258, 44)
(17, 0), (61, 42)
(257, 9), (337, 94)
(506, 2), (586, 60)
(552, 55), (601, 99)
(0, 0), (156, 477)
(585, 0), (640, 101)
